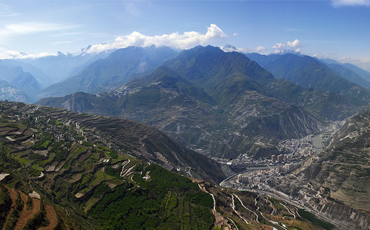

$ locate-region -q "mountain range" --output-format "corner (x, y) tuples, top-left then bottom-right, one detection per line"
(2, 44), (370, 229)
(38, 46), (178, 98)
(269, 107), (370, 229)
(0, 100), (330, 230)
(0, 61), (42, 102)
(246, 53), (370, 99)
(38, 46), (370, 159)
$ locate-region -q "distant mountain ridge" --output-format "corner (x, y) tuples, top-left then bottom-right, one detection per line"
(342, 62), (370, 83)
(320, 58), (370, 84)
(38, 46), (178, 98)
(0, 60), (42, 102)
(0, 80), (31, 102)
(1, 59), (52, 88)
(246, 53), (370, 101)
(20, 50), (111, 85)
(39, 46), (350, 159)
(38, 46), (370, 159)
(326, 63), (370, 91)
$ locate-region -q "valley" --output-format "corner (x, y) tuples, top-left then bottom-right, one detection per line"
(0, 0), (370, 229)
(1, 45), (370, 229)
(220, 114), (370, 230)
(218, 121), (340, 172)
(39, 46), (363, 161)
(26, 45), (370, 229)
(0, 100), (328, 230)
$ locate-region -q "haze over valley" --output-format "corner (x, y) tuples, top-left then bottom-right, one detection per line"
(1, 1), (370, 229)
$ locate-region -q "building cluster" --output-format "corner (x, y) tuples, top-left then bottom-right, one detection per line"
(214, 123), (340, 173)
(237, 174), (251, 183)
(236, 162), (300, 187)
(237, 168), (277, 185)
(271, 154), (288, 163)
(278, 137), (315, 156)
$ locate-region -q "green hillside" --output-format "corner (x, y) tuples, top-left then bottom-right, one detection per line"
(0, 100), (325, 229)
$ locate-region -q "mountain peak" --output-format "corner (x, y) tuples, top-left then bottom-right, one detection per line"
(220, 44), (239, 52)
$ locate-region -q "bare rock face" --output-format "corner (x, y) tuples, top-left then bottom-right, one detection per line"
(270, 109), (370, 229)
(38, 46), (329, 159)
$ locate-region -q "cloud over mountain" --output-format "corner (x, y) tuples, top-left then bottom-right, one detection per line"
(273, 39), (301, 54)
(86, 24), (227, 53)
(0, 47), (56, 59)
(221, 44), (266, 53)
(0, 24), (227, 59)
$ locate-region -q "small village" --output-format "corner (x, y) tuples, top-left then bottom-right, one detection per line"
(218, 121), (342, 190)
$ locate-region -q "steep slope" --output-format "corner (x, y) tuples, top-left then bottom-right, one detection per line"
(326, 63), (370, 91)
(269, 109), (370, 229)
(321, 58), (370, 84)
(38, 91), (116, 116)
(1, 59), (52, 88)
(0, 61), (42, 101)
(39, 46), (177, 98)
(166, 48), (368, 121)
(19, 50), (111, 85)
(266, 78), (367, 122)
(39, 46), (328, 159)
(39, 46), (370, 159)
(38, 67), (230, 156)
(247, 53), (370, 104)
(3, 101), (226, 183)
(0, 100), (325, 230)
(342, 62), (370, 83)
(162, 46), (274, 94)
(244, 52), (282, 68)
(9, 71), (42, 101)
(0, 80), (32, 103)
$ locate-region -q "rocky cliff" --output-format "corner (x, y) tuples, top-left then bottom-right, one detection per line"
(270, 109), (370, 229)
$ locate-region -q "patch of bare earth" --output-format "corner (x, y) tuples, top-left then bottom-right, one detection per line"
(13, 191), (41, 230)
(38, 205), (58, 230)
(2, 186), (17, 230)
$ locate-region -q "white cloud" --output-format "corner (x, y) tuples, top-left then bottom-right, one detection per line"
(287, 39), (300, 48)
(221, 44), (266, 54)
(255, 46), (266, 52)
(332, 0), (370, 6)
(272, 43), (285, 50)
(0, 47), (57, 59)
(5, 22), (80, 34)
(0, 24), (227, 59)
(233, 33), (238, 37)
(0, 22), (81, 45)
(0, 22), (80, 45)
(272, 43), (285, 54)
(87, 24), (227, 54)
(273, 39), (301, 54)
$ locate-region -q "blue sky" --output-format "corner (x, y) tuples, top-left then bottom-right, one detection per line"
(0, 0), (369, 70)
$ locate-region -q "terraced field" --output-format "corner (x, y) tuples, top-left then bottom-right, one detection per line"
(38, 205), (58, 230)
(0, 101), (325, 229)
(0, 185), (58, 230)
